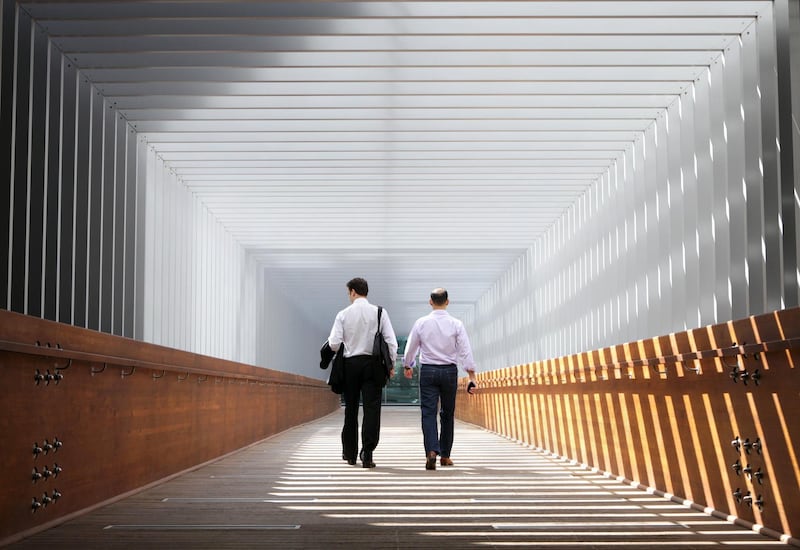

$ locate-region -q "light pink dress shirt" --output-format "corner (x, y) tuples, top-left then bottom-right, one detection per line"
(403, 309), (476, 372)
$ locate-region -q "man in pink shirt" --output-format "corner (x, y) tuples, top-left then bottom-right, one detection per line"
(403, 288), (478, 470)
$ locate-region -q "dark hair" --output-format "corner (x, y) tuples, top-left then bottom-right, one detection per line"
(347, 277), (369, 296)
(430, 288), (448, 305)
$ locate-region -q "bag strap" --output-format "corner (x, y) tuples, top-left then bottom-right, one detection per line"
(377, 306), (383, 332)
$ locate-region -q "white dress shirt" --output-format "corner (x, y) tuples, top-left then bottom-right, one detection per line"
(403, 309), (477, 372)
(328, 297), (398, 361)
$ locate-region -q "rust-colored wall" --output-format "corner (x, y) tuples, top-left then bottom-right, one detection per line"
(458, 307), (800, 545)
(0, 310), (340, 545)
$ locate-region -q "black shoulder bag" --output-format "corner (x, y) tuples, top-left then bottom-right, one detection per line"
(372, 306), (392, 387)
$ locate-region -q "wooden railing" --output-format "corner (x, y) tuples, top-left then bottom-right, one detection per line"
(457, 306), (800, 546)
(0, 309), (340, 545)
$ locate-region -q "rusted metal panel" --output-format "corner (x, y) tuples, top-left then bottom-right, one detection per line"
(458, 306), (800, 545)
(0, 309), (339, 545)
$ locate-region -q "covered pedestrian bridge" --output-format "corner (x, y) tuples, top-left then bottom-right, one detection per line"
(2, 0), (800, 547)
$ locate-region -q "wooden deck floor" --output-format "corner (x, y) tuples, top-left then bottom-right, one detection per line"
(8, 407), (784, 549)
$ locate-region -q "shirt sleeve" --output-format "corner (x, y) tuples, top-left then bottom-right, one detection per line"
(328, 311), (344, 352)
(455, 322), (477, 373)
(379, 308), (399, 363)
(403, 321), (420, 368)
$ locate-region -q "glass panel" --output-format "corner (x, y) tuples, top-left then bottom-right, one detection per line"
(383, 354), (419, 405)
(383, 339), (420, 405)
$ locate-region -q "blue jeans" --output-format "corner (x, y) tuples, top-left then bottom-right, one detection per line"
(419, 364), (458, 457)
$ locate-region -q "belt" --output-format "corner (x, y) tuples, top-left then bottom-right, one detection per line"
(421, 363), (456, 368)
(344, 354), (374, 364)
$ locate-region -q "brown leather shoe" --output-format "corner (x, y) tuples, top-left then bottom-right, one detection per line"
(425, 451), (437, 470)
(440, 457), (454, 466)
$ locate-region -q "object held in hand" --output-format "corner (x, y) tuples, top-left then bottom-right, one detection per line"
(467, 381), (477, 394)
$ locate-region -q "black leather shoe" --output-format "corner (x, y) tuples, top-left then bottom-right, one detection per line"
(360, 449), (376, 468)
(343, 453), (356, 466)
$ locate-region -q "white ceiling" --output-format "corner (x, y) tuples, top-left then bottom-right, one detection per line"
(21, 1), (768, 335)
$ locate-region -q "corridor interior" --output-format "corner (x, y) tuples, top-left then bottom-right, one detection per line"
(8, 407), (783, 549)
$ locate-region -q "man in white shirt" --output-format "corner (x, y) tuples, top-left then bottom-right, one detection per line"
(328, 277), (398, 468)
(403, 288), (477, 470)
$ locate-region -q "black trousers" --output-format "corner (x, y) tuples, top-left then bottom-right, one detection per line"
(341, 354), (382, 461)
